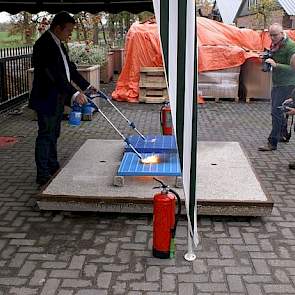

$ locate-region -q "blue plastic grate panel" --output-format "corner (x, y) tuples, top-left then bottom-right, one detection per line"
(118, 152), (181, 176)
(125, 135), (177, 153)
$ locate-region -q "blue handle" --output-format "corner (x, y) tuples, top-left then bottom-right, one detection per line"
(84, 89), (110, 101)
(72, 102), (82, 112)
(86, 99), (98, 111)
(97, 90), (109, 101)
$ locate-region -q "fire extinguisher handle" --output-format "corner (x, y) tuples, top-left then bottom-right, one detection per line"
(153, 177), (168, 189)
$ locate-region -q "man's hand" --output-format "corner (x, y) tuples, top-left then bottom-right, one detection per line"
(265, 58), (277, 67)
(86, 85), (98, 94)
(283, 98), (294, 105)
(75, 92), (87, 105)
(287, 108), (295, 116)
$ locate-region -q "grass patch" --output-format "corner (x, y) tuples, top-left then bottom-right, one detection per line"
(0, 31), (26, 48)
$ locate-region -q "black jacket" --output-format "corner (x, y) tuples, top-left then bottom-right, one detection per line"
(29, 30), (90, 114)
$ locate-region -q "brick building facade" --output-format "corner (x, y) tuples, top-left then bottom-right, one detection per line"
(236, 11), (295, 29)
(235, 0), (295, 29)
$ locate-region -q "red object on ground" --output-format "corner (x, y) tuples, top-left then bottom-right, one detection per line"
(0, 136), (18, 147)
(160, 104), (173, 135)
(153, 190), (176, 259)
(197, 95), (205, 104)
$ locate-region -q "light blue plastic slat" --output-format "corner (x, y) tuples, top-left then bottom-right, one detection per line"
(118, 152), (181, 176)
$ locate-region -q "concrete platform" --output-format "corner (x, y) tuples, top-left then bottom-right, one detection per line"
(37, 139), (273, 216)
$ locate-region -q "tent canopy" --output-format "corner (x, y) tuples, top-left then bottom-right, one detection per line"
(0, 0), (153, 14)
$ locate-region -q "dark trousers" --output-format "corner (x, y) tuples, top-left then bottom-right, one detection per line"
(268, 85), (295, 147)
(35, 105), (64, 179)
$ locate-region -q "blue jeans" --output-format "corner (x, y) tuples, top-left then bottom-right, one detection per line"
(268, 85), (295, 147)
(35, 104), (64, 179)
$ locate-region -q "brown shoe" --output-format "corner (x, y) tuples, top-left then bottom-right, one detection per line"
(289, 162), (295, 170)
(258, 143), (277, 151)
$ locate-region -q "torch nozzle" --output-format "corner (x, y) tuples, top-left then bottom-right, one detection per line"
(124, 138), (143, 160)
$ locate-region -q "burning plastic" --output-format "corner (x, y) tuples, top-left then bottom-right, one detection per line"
(140, 155), (160, 164)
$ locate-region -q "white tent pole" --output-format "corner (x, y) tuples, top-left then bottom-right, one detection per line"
(153, 0), (198, 261)
(183, 0), (198, 261)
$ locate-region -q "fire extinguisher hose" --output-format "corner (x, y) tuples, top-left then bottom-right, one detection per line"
(159, 103), (166, 135)
(168, 188), (182, 258)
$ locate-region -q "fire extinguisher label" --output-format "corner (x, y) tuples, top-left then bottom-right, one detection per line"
(166, 111), (172, 128)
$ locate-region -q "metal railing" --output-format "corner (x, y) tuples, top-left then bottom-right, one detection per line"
(0, 46), (32, 58)
(0, 46), (32, 111)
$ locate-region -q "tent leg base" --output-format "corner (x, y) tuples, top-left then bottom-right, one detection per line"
(184, 252), (196, 261)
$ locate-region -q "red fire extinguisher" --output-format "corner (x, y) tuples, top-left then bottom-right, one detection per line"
(160, 102), (173, 135)
(152, 178), (182, 259)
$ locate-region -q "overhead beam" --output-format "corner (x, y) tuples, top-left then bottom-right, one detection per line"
(0, 0), (154, 14)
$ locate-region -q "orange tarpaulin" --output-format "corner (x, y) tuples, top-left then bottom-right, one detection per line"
(197, 17), (262, 49)
(112, 22), (163, 102)
(197, 17), (263, 72)
(198, 18), (295, 72)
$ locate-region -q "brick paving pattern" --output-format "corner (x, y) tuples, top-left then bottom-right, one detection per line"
(1, 86), (295, 294)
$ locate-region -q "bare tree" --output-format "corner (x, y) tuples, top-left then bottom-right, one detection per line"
(249, 0), (281, 29)
(75, 12), (90, 42)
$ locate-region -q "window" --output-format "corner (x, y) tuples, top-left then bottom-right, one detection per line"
(248, 0), (257, 10)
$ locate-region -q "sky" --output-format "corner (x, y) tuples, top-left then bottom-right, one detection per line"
(0, 12), (10, 23)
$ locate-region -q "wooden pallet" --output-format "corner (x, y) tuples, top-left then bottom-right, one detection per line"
(139, 67), (167, 88)
(139, 87), (169, 103)
(139, 67), (168, 103)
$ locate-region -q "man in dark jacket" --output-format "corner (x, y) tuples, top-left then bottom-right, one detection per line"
(29, 11), (95, 185)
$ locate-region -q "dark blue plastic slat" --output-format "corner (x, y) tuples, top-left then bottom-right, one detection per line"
(125, 135), (177, 153)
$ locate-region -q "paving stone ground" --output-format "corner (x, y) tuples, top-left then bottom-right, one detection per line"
(1, 84), (295, 294)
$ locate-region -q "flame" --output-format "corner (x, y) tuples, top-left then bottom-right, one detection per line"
(141, 155), (160, 164)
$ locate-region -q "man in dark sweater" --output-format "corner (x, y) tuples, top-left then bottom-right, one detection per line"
(29, 11), (96, 185)
(258, 23), (295, 152)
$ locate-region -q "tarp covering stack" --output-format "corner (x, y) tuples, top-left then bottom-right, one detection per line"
(197, 17), (263, 72)
(198, 18), (295, 72)
(112, 21), (163, 103)
(113, 17), (295, 103)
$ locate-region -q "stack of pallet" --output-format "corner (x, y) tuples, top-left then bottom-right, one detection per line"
(198, 66), (241, 102)
(139, 67), (169, 103)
